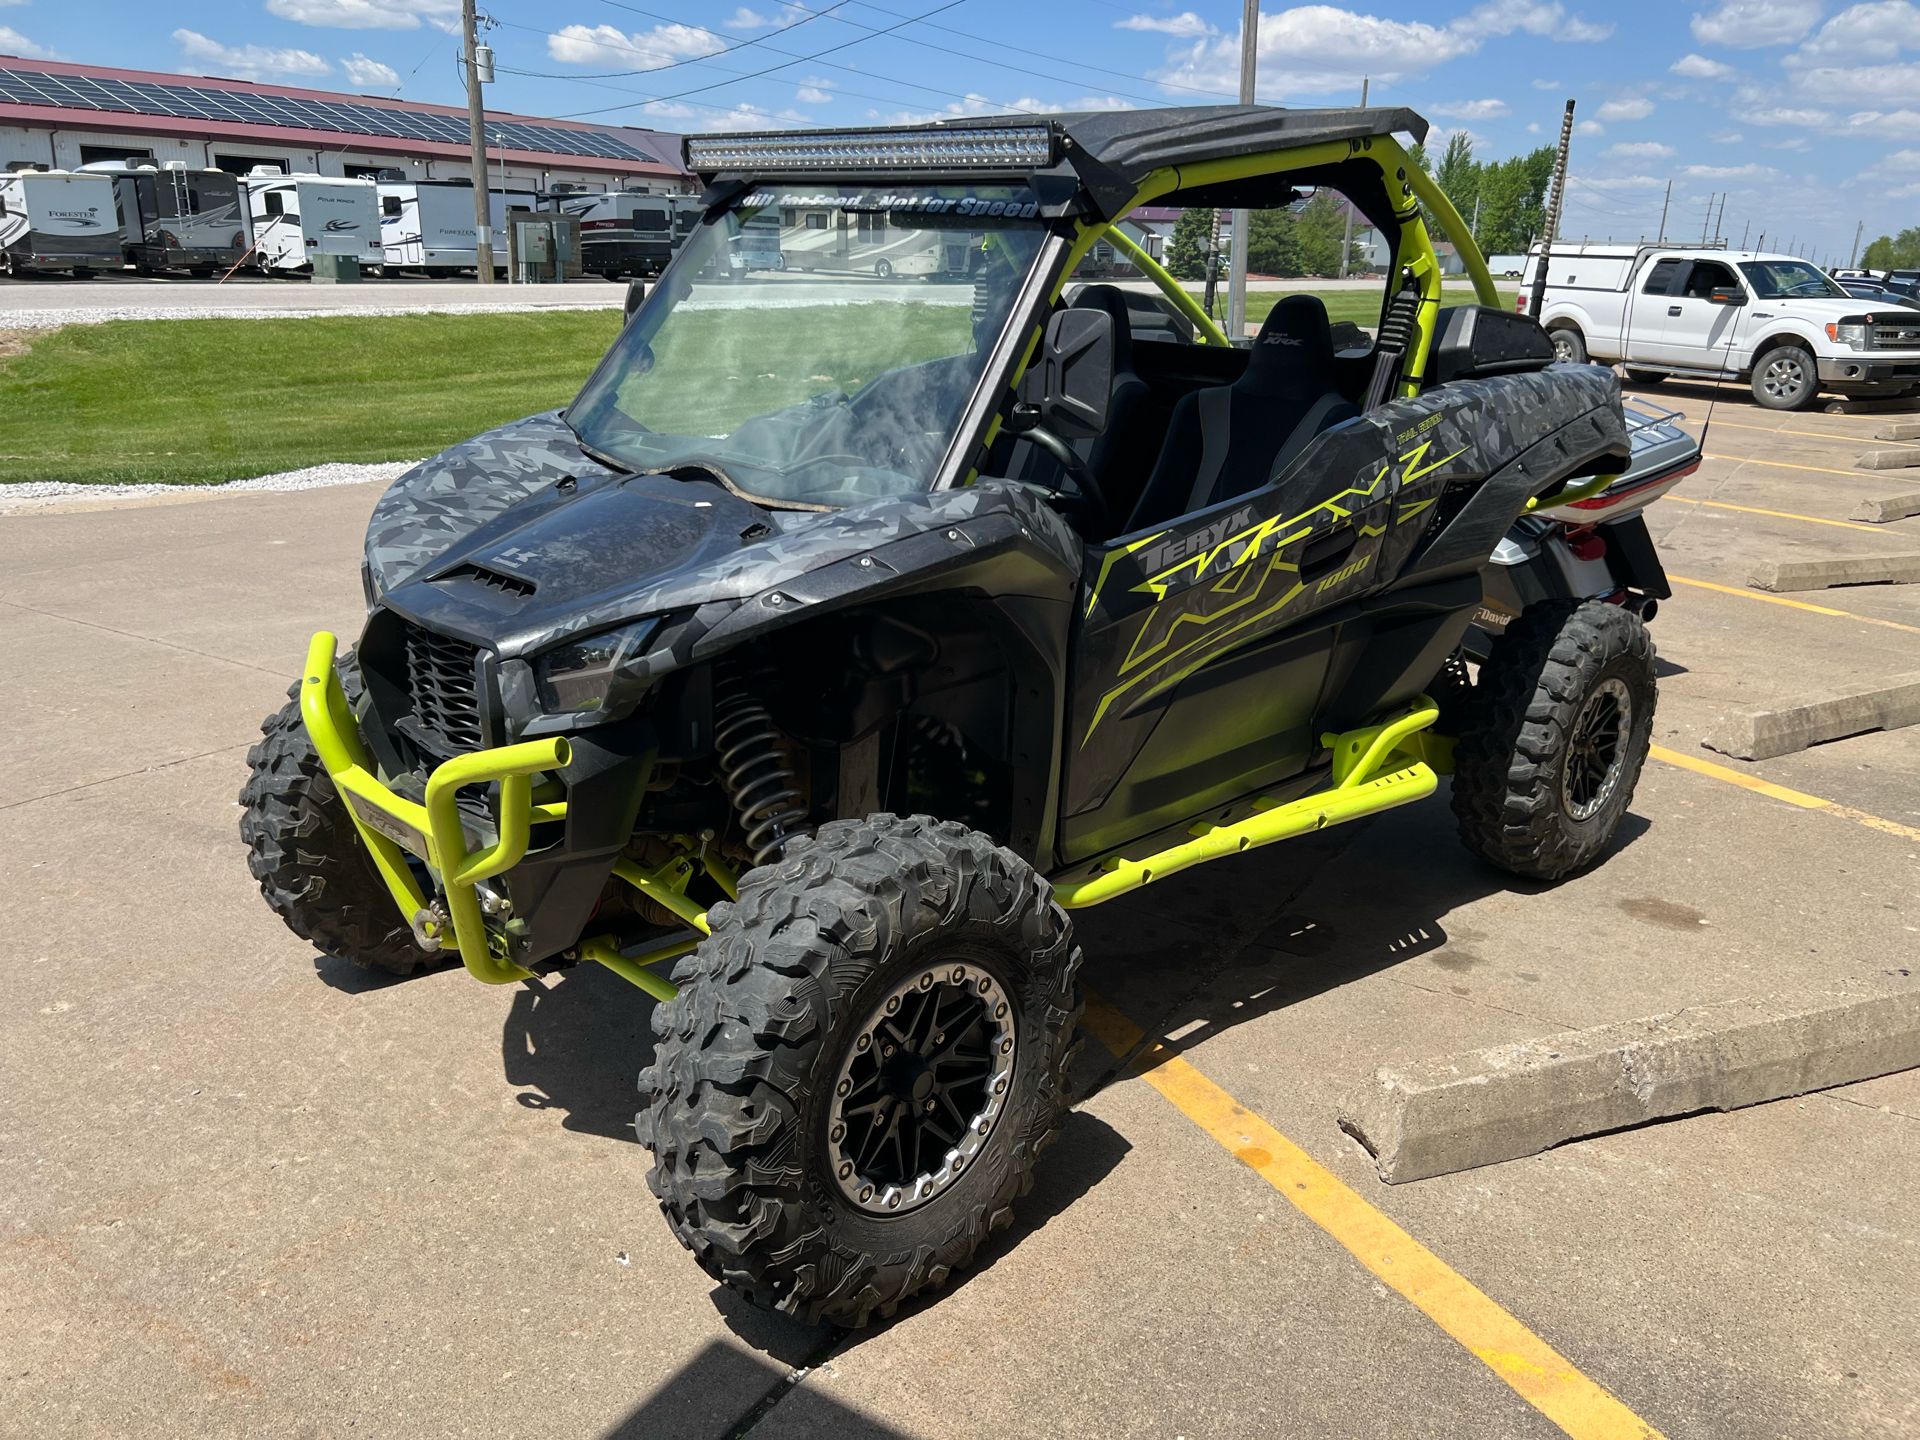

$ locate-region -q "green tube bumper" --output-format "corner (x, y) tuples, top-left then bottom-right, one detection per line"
(299, 631), (568, 985)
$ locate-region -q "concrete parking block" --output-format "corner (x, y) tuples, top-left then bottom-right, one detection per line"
(1875, 422), (1920, 441)
(1854, 447), (1920, 470)
(1701, 673), (1920, 759)
(1850, 490), (1920, 522)
(1339, 989), (1920, 1184)
(1748, 552), (1920, 590)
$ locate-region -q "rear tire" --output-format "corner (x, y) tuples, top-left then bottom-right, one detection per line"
(238, 654), (436, 976)
(1451, 601), (1656, 881)
(637, 814), (1081, 1327)
(875, 258), (893, 279)
(1550, 327), (1588, 365)
(1751, 344), (1819, 410)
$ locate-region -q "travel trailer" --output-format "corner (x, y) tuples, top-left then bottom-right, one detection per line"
(0, 168), (121, 276)
(547, 189), (676, 280)
(377, 180), (539, 274)
(82, 162), (246, 275)
(241, 171), (383, 274)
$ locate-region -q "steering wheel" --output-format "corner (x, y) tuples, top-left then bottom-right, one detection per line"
(1022, 425), (1111, 534)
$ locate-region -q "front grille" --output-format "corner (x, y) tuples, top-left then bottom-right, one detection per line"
(1869, 323), (1920, 350)
(402, 624), (484, 752)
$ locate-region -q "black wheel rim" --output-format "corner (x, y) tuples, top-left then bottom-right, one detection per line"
(1563, 676), (1631, 822)
(827, 959), (1016, 1215)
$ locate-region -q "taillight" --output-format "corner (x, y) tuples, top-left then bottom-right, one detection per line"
(1515, 293), (1528, 314)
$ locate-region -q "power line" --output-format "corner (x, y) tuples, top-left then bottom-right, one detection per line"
(530, 0), (855, 80)
(554, 0), (974, 119)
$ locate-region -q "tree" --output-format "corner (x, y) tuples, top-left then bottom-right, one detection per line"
(1245, 207), (1296, 276)
(1290, 190), (1353, 276)
(1862, 235), (1897, 269)
(1165, 208), (1213, 281)
(1434, 132), (1478, 241)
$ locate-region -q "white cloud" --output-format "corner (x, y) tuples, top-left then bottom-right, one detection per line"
(1532, 77), (1562, 88)
(1607, 139), (1677, 157)
(341, 54), (400, 88)
(0, 24), (60, 58)
(1596, 96), (1655, 120)
(1735, 101), (1834, 124)
(1456, 0), (1612, 41)
(1671, 52), (1737, 77)
(1580, 173), (1668, 188)
(1430, 98), (1510, 118)
(1791, 1), (1920, 61)
(1762, 134), (1813, 148)
(1788, 60), (1920, 101)
(1712, 128), (1745, 141)
(265, 0), (457, 30)
(1680, 161), (1780, 177)
(795, 77), (832, 104)
(548, 22), (727, 68)
(1842, 106), (1920, 136)
(1526, 120), (1543, 131)
(1115, 11), (1218, 36)
(1575, 118), (1605, 134)
(722, 6), (790, 29)
(1690, 0), (1821, 47)
(699, 102), (811, 130)
(173, 28), (331, 79)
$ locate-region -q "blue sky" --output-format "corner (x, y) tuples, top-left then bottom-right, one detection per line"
(3, 0), (1915, 263)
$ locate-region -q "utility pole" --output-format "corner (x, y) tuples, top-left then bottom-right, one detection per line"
(1204, 208), (1223, 323)
(1711, 192), (1726, 244)
(1338, 77), (1369, 280)
(1739, 219), (1750, 250)
(1225, 0), (1259, 338)
(1848, 219), (1864, 267)
(463, 0), (494, 285)
(1656, 178), (1671, 243)
(1700, 195), (1715, 245)
(1527, 100), (1575, 322)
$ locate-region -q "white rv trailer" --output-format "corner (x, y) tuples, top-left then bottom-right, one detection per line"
(0, 168), (121, 276)
(775, 202), (962, 280)
(80, 161), (247, 275)
(242, 171), (383, 274)
(377, 181), (539, 274)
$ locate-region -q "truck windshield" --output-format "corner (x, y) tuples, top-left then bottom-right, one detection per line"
(1738, 260), (1845, 300)
(567, 184), (1046, 509)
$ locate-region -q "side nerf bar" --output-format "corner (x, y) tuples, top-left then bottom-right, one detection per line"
(299, 631), (568, 985)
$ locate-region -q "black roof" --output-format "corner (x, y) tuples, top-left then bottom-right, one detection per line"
(687, 104), (1428, 213)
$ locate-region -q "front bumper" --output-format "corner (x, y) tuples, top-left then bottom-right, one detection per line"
(300, 630), (569, 984)
(1818, 355), (1920, 389)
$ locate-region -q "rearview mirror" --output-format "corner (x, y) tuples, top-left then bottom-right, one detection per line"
(1707, 286), (1746, 307)
(624, 279), (647, 320)
(1016, 308), (1113, 441)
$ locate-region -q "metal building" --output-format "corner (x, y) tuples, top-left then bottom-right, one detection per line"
(0, 54), (688, 195)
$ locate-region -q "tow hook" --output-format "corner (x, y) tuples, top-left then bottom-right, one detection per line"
(411, 901), (450, 953)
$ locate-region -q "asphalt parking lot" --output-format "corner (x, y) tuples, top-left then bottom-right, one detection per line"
(3, 378), (1918, 1438)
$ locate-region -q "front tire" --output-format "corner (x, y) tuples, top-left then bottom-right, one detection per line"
(1752, 344), (1819, 410)
(238, 656), (436, 976)
(1623, 368), (1666, 385)
(637, 815), (1081, 1326)
(875, 258), (893, 280)
(1451, 601), (1656, 881)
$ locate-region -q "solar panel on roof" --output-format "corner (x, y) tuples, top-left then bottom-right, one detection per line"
(0, 66), (665, 165)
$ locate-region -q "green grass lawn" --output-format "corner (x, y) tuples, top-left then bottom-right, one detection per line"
(0, 312), (624, 486)
(1240, 286), (1520, 329)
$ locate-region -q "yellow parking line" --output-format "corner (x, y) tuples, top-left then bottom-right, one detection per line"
(1702, 452), (1870, 479)
(1710, 418), (1916, 446)
(1082, 996), (1667, 1440)
(1662, 495), (1889, 534)
(1669, 575), (1920, 637)
(1651, 745), (1920, 842)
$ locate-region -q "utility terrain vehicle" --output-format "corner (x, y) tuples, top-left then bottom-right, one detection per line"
(241, 106), (1698, 1326)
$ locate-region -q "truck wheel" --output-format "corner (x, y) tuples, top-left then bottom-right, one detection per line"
(238, 655), (436, 976)
(1451, 601), (1656, 881)
(1623, 368), (1666, 385)
(875, 258), (893, 280)
(637, 814), (1082, 1326)
(1549, 327), (1588, 365)
(1751, 344), (1818, 410)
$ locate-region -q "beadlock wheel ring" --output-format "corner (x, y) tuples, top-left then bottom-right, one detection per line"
(826, 958), (1018, 1217)
(1562, 676), (1632, 823)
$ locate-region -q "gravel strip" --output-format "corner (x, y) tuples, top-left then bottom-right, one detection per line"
(0, 459), (419, 509)
(0, 301), (620, 331)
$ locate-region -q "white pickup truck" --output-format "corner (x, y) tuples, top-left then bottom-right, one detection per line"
(1518, 243), (1920, 410)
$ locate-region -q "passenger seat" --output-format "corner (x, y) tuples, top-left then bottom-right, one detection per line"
(1126, 295), (1358, 532)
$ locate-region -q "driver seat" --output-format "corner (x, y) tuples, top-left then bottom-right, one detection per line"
(1126, 295), (1358, 531)
(1068, 286), (1156, 521)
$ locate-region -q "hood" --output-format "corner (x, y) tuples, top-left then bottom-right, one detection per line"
(364, 410), (1084, 662)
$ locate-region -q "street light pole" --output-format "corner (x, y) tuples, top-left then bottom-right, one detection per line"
(1225, 0), (1259, 340)
(463, 0), (494, 284)
(1338, 77), (1368, 280)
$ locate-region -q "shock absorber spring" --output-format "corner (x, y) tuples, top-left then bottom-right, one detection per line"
(713, 678), (810, 866)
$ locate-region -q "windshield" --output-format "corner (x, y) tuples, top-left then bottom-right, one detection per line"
(568, 184), (1046, 509)
(1738, 260), (1845, 300)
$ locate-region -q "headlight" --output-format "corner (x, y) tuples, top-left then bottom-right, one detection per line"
(1827, 321), (1870, 349)
(534, 618), (659, 713)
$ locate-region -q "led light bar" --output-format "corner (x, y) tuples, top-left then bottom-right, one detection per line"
(686, 124), (1056, 174)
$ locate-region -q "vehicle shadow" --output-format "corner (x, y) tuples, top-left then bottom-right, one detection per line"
(500, 959), (661, 1140)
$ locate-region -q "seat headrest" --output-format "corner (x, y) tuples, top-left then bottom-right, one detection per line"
(1242, 293), (1335, 392)
(1071, 284), (1134, 368)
